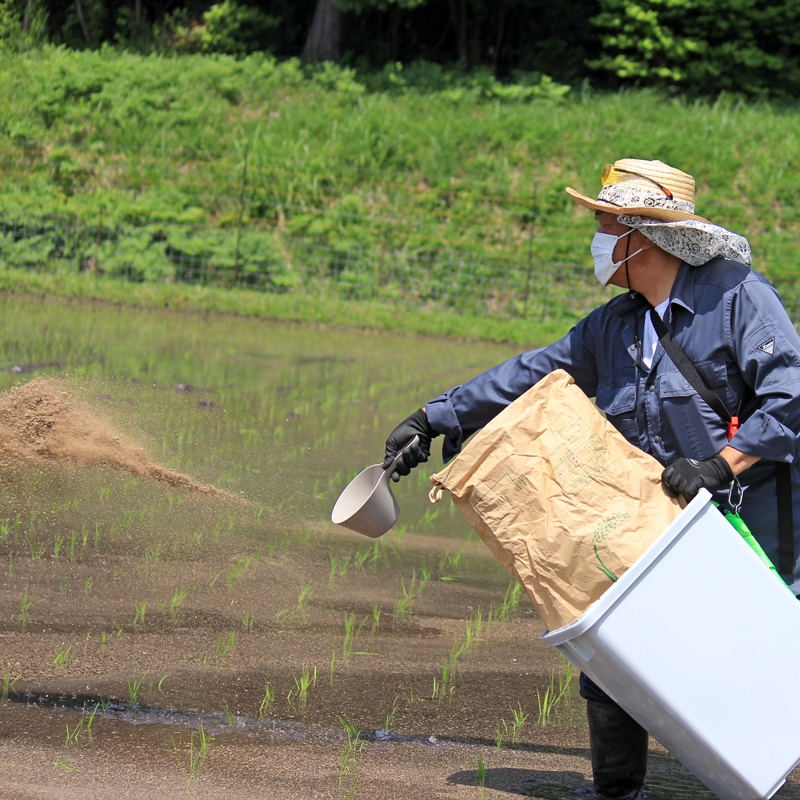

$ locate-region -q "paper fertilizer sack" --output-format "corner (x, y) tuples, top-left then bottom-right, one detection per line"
(428, 369), (683, 631)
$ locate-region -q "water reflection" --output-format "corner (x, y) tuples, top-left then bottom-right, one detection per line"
(0, 295), (517, 540)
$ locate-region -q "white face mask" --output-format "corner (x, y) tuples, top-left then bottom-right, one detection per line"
(591, 229), (643, 286)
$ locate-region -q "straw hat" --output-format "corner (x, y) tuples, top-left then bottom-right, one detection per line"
(566, 158), (709, 223)
(566, 157), (752, 265)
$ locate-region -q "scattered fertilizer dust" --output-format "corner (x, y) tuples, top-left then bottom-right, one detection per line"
(0, 377), (235, 498)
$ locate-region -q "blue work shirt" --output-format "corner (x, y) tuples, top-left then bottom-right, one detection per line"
(426, 258), (800, 592)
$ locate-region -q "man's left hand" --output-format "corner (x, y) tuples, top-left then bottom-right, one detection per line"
(661, 455), (734, 500)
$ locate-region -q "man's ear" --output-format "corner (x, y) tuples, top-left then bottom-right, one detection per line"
(633, 230), (654, 251)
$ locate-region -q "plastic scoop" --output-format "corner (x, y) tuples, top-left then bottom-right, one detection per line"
(330, 436), (419, 538)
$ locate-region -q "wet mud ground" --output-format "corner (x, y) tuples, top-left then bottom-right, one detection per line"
(0, 378), (799, 800)
(3, 518), (800, 800)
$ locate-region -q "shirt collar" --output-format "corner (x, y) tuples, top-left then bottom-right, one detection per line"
(667, 261), (696, 316)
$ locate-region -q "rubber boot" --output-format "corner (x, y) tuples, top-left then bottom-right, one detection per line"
(586, 699), (648, 800)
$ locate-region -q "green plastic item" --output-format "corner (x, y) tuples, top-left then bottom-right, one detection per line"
(715, 503), (791, 590)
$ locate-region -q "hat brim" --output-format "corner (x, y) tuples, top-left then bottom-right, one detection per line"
(565, 187), (710, 224)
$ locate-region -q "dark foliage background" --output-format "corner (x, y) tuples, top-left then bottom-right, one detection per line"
(6, 0), (800, 99)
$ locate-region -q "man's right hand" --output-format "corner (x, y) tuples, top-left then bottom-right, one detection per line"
(383, 408), (438, 482)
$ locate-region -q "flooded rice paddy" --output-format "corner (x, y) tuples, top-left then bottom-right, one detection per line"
(1, 293), (799, 800)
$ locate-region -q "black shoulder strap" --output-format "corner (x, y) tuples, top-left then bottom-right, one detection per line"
(649, 310), (732, 421)
(650, 309), (795, 575)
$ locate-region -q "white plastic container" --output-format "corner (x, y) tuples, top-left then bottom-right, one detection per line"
(542, 489), (800, 800)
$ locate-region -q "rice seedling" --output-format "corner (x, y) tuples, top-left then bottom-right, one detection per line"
(241, 611), (255, 633)
(29, 540), (45, 559)
(495, 718), (509, 748)
(328, 553), (351, 584)
(476, 757), (487, 799)
(353, 545), (375, 572)
(133, 601), (147, 628)
(227, 549), (260, 585)
(2, 669), (20, 701)
(185, 724), (210, 790)
(53, 759), (81, 772)
(167, 588), (187, 623)
(437, 551), (462, 582)
(288, 664), (317, 711)
(433, 637), (469, 700)
(99, 631), (107, 655)
(391, 569), (427, 626)
(52, 646), (72, 670)
(65, 716), (85, 745)
(82, 632), (91, 656)
(537, 659), (576, 726)
(370, 603), (381, 634)
(342, 613), (356, 662)
(336, 717), (364, 800)
(17, 589), (33, 630)
(83, 577), (93, 594)
(258, 682), (274, 718)
(67, 530), (78, 562)
(418, 506), (441, 529)
(509, 702), (529, 743)
(392, 522), (408, 541)
(128, 672), (148, 704)
(215, 631), (236, 659)
(383, 694), (399, 730)
(464, 610), (485, 646)
(222, 701), (235, 727)
(276, 582), (314, 623)
(488, 580), (523, 625)
(138, 547), (161, 568)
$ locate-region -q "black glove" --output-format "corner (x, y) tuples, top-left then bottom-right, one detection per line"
(383, 408), (439, 482)
(661, 455), (734, 500)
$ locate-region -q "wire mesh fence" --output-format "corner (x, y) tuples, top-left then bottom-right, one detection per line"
(0, 210), (616, 321)
(3, 209), (800, 325)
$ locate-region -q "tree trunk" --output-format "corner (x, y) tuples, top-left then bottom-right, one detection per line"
(492, 2), (507, 73)
(134, 0), (142, 24)
(389, 5), (400, 62)
(22, 0), (34, 31)
(447, 0), (468, 66)
(75, 0), (93, 47)
(302, 0), (342, 63)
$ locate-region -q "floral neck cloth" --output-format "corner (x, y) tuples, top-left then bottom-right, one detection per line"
(618, 214), (752, 267)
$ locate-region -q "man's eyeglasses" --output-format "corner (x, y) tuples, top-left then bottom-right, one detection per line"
(602, 163), (673, 199)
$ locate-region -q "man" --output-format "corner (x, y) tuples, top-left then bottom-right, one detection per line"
(382, 158), (800, 800)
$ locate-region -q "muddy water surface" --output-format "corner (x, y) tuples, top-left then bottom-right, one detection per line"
(1, 294), (799, 800)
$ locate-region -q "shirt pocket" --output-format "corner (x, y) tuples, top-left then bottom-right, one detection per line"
(596, 381), (637, 440)
(657, 362), (729, 454)
(658, 360), (729, 403)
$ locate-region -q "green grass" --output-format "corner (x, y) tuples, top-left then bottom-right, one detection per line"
(2, 49), (800, 347)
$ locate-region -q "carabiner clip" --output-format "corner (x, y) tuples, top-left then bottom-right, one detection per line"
(728, 477), (746, 516)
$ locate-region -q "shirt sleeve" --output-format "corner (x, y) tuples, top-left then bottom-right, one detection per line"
(426, 314), (602, 461)
(727, 277), (800, 462)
